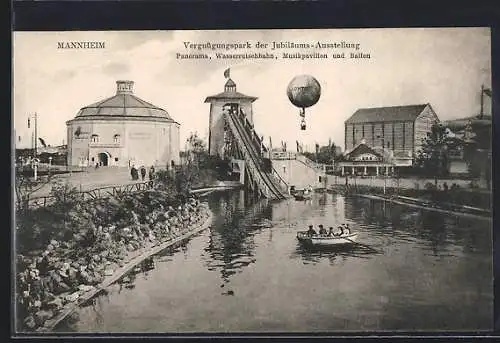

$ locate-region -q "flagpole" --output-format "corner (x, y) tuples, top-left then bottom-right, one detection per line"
(480, 85), (484, 119)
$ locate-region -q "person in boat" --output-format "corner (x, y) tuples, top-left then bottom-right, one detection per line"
(344, 224), (351, 235)
(328, 227), (336, 236)
(307, 225), (317, 236)
(332, 225), (343, 236)
(318, 224), (327, 236)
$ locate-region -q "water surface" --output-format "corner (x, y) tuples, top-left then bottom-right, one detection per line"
(57, 191), (492, 332)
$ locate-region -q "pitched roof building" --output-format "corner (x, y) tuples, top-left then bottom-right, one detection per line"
(340, 103), (440, 175)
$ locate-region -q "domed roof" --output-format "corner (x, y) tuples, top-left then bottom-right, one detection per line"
(75, 81), (175, 122)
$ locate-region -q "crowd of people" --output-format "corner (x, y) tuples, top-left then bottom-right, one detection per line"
(130, 165), (155, 182)
(306, 223), (351, 237)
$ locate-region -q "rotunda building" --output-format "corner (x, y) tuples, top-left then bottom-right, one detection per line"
(66, 80), (180, 168)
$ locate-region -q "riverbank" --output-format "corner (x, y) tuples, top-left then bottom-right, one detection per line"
(16, 194), (212, 332)
(328, 183), (491, 215)
(356, 194), (491, 221)
(37, 207), (213, 332)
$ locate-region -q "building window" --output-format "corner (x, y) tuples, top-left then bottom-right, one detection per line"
(115, 157), (119, 162)
(362, 125), (365, 138)
(387, 142), (390, 148)
(91, 134), (99, 143)
(113, 134), (121, 143)
(91, 157), (95, 162)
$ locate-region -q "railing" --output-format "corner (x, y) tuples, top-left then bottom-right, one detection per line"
(225, 112), (272, 198)
(271, 167), (290, 193)
(225, 112), (288, 199)
(295, 154), (328, 173)
(236, 113), (288, 198)
(18, 181), (154, 209)
(269, 151), (333, 172)
(271, 151), (297, 160)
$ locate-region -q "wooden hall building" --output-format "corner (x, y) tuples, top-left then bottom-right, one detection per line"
(339, 103), (439, 176)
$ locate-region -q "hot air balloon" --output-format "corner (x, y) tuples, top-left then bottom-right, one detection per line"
(286, 75), (321, 130)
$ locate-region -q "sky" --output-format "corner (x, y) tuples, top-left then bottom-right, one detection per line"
(13, 28), (491, 151)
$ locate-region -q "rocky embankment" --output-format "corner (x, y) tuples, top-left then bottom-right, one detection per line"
(16, 197), (211, 332)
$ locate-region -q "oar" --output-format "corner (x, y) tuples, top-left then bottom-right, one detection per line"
(342, 236), (378, 252)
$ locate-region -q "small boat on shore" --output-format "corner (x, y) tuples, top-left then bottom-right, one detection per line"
(297, 231), (358, 246)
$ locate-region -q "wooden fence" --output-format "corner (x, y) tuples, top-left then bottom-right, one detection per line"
(18, 181), (154, 210)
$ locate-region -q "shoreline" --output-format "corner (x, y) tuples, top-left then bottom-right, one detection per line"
(356, 194), (491, 221)
(35, 207), (214, 332)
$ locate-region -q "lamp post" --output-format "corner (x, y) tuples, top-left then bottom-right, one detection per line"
(32, 158), (39, 181)
(27, 112), (38, 159)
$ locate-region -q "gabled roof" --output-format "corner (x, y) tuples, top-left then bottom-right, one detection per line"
(345, 143), (382, 159)
(345, 104), (429, 124)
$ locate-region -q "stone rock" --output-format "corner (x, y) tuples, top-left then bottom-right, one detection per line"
(67, 268), (79, 286)
(34, 309), (54, 326)
(54, 280), (71, 294)
(23, 315), (36, 329)
(93, 272), (104, 284)
(46, 298), (63, 310)
(77, 284), (95, 292)
(44, 292), (56, 302)
(65, 292), (80, 302)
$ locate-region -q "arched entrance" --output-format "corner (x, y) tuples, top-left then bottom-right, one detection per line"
(98, 152), (110, 166)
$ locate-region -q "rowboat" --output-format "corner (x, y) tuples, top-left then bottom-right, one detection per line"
(293, 190), (312, 200)
(297, 231), (358, 246)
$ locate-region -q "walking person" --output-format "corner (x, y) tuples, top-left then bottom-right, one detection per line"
(149, 165), (155, 186)
(149, 165), (155, 180)
(131, 164), (138, 180)
(140, 166), (146, 181)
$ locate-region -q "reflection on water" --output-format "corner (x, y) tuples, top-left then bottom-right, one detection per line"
(292, 242), (382, 266)
(202, 192), (273, 292)
(56, 191), (492, 332)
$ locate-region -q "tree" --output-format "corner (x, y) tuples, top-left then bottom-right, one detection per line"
(178, 132), (210, 194)
(15, 164), (54, 213)
(186, 132), (208, 168)
(463, 120), (492, 189)
(415, 123), (450, 185)
(302, 139), (337, 164)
